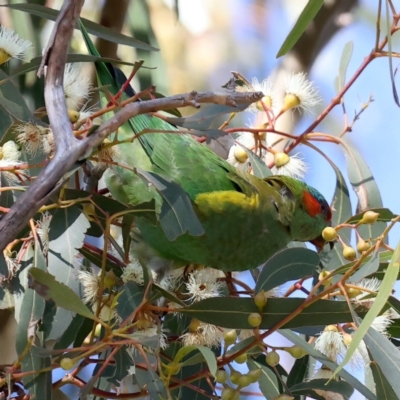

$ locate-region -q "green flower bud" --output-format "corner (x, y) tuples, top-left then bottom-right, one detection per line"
(265, 350), (280, 366)
(247, 368), (262, 383)
(234, 353), (248, 364)
(224, 330), (237, 347)
(248, 312), (262, 327)
(215, 370), (229, 383)
(322, 227), (338, 242)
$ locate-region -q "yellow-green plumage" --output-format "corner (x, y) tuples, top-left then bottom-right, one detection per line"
(106, 116), (332, 272)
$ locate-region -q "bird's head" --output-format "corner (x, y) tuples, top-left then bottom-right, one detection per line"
(271, 176), (333, 250)
(299, 185), (333, 251)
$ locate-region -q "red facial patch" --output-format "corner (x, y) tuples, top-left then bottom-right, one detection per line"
(302, 191), (321, 217)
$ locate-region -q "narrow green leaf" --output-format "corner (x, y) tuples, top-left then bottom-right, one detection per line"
(137, 170), (204, 240)
(28, 267), (95, 320)
(335, 41), (354, 93)
(239, 144), (272, 178)
(276, 0), (324, 57)
(0, 69), (32, 127)
(174, 345), (217, 377)
(345, 208), (397, 224)
(384, 0), (400, 106)
(2, 3), (158, 51)
(369, 352), (400, 400)
(180, 297), (368, 330)
(46, 206), (90, 340)
(333, 241), (400, 377)
(350, 252), (380, 283)
(153, 284), (186, 307)
(54, 314), (91, 350)
(16, 243), (51, 396)
(279, 329), (377, 400)
(287, 355), (309, 389)
(342, 140), (386, 240)
(363, 322), (400, 398)
(247, 357), (280, 398)
(116, 281), (144, 321)
(290, 379), (354, 399)
(0, 94), (25, 120)
(256, 248), (319, 293)
(134, 352), (168, 399)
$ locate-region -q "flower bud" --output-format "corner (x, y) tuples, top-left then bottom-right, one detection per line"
(343, 245), (356, 261)
(265, 350), (280, 366)
(234, 353), (248, 364)
(318, 270), (332, 287)
(230, 370), (243, 384)
(188, 318), (201, 332)
(103, 270), (118, 288)
(247, 312), (262, 327)
(60, 357), (77, 370)
(234, 146), (248, 163)
(94, 323), (102, 338)
(136, 317), (154, 330)
(322, 227), (338, 242)
(221, 387), (238, 400)
(342, 332), (352, 347)
(215, 370), (229, 383)
(274, 152), (290, 167)
(284, 345), (308, 359)
(357, 238), (371, 253)
(359, 210), (379, 225)
(346, 287), (362, 298)
(224, 330), (237, 347)
(283, 93), (301, 111)
(68, 109), (80, 123)
(247, 368), (262, 383)
(254, 290), (268, 310)
(237, 374), (252, 388)
(256, 95), (273, 110)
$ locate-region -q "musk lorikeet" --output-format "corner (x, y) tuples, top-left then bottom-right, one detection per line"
(105, 113), (332, 273)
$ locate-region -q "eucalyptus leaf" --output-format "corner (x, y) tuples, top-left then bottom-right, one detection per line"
(137, 169), (204, 240)
(46, 206), (90, 340)
(247, 356), (280, 399)
(369, 351), (400, 400)
(363, 321), (400, 398)
(180, 297), (368, 330)
(116, 280), (144, 321)
(290, 379), (354, 399)
(279, 329), (377, 400)
(2, 3), (158, 51)
(239, 144), (272, 178)
(28, 267), (95, 320)
(335, 41), (354, 93)
(287, 355), (309, 389)
(276, 0), (324, 57)
(342, 140), (386, 240)
(15, 243), (51, 395)
(333, 242), (400, 377)
(256, 247), (319, 293)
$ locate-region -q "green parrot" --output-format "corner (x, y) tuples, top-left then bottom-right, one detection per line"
(105, 113), (332, 273)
